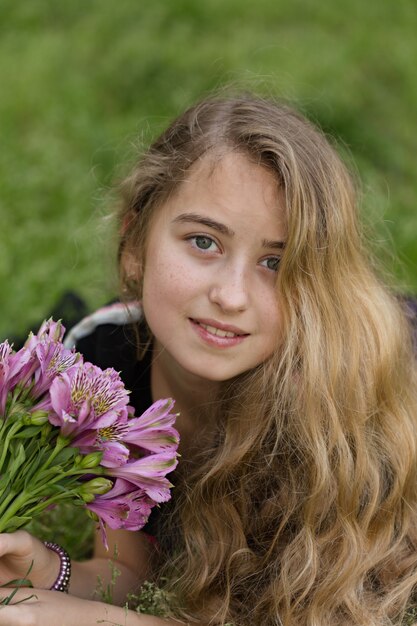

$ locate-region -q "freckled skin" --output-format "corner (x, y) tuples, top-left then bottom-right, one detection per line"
(142, 152), (287, 383)
(0, 156), (286, 626)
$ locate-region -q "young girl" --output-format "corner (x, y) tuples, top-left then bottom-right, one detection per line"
(1, 94), (417, 626)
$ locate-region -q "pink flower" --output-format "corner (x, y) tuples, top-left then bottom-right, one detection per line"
(25, 319), (65, 350)
(48, 363), (130, 438)
(16, 319), (68, 391)
(87, 479), (154, 549)
(0, 341), (34, 404)
(107, 452), (178, 502)
(96, 440), (130, 468)
(31, 341), (81, 398)
(122, 399), (179, 453)
(1, 320), (79, 410)
(0, 341), (13, 414)
(0, 318), (180, 548)
(73, 399), (179, 467)
(73, 419), (130, 467)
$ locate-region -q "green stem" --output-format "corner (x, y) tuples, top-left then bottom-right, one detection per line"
(0, 491), (17, 519)
(0, 467), (102, 532)
(0, 433), (52, 519)
(16, 484), (84, 520)
(18, 438), (54, 487)
(1, 389), (18, 427)
(0, 420), (25, 474)
(30, 435), (69, 478)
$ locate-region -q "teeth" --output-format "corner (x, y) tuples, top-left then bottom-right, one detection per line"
(199, 322), (238, 338)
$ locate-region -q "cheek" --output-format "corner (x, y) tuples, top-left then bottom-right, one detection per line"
(142, 247), (196, 309)
(261, 294), (283, 346)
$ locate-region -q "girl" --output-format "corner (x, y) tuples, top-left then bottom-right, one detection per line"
(1, 94), (417, 626)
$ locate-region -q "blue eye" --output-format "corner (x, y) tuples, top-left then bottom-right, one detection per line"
(260, 256), (281, 272)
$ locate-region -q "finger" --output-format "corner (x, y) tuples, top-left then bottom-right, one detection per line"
(0, 605), (38, 626)
(0, 531), (35, 558)
(0, 605), (23, 626)
(0, 589), (38, 626)
(0, 587), (37, 602)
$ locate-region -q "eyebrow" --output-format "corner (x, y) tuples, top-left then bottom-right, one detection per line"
(172, 212), (286, 249)
(262, 238), (285, 250)
(173, 212), (233, 236)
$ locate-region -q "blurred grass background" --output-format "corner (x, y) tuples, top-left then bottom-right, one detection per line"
(1, 0), (416, 339)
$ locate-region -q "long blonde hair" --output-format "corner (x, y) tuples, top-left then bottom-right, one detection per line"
(118, 95), (417, 625)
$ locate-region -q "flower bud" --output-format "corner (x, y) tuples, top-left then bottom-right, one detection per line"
(22, 413), (34, 426)
(79, 477), (113, 497)
(56, 434), (70, 448)
(8, 403), (26, 421)
(85, 509), (99, 522)
(78, 452), (103, 469)
(79, 493), (95, 503)
(40, 422), (53, 442)
(28, 410), (49, 425)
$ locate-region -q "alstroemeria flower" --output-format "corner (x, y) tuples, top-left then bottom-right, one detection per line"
(25, 319), (65, 350)
(121, 399), (179, 453)
(0, 317), (179, 548)
(87, 478), (154, 549)
(48, 363), (130, 438)
(32, 342), (81, 399)
(0, 341), (13, 414)
(73, 398), (179, 467)
(73, 418), (130, 467)
(95, 440), (130, 468)
(4, 320), (72, 405)
(0, 341), (34, 404)
(107, 452), (178, 502)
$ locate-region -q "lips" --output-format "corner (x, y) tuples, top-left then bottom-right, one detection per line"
(188, 318), (249, 350)
(197, 322), (239, 338)
(190, 318), (248, 338)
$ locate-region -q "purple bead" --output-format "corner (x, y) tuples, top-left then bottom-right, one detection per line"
(44, 541), (72, 593)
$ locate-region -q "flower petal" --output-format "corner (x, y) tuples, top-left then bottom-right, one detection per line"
(107, 452), (178, 502)
(100, 441), (130, 468)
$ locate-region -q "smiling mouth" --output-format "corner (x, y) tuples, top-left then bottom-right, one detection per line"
(191, 319), (248, 338)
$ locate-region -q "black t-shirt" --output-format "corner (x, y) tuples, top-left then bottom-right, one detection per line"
(76, 322), (153, 416)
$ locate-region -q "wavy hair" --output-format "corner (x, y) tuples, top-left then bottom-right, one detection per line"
(118, 95), (417, 625)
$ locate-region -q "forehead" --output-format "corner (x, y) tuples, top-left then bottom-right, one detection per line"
(153, 150), (287, 237)
(188, 149), (278, 194)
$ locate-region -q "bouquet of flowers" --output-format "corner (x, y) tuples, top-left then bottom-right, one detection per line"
(0, 319), (179, 548)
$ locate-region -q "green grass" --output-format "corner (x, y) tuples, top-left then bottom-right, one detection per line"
(1, 0), (417, 338)
(27, 503), (95, 562)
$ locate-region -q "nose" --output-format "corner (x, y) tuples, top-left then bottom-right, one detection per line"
(208, 265), (250, 313)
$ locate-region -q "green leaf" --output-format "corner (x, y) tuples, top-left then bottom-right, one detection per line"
(1, 515), (32, 533)
(6, 444), (26, 480)
(0, 592), (38, 606)
(0, 561), (35, 606)
(38, 483), (71, 496)
(51, 445), (79, 466)
(129, 580), (175, 618)
(23, 448), (50, 488)
(0, 475), (11, 492)
(13, 426), (44, 439)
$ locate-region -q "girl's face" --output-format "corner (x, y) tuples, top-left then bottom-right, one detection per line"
(141, 151), (286, 382)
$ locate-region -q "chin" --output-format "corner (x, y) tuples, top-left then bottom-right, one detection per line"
(187, 362), (251, 383)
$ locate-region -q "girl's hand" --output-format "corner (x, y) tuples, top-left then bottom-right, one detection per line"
(0, 531), (59, 589)
(0, 588), (172, 626)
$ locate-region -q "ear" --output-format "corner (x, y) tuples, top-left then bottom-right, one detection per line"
(120, 247), (142, 282)
(119, 212), (143, 280)
(120, 212), (136, 237)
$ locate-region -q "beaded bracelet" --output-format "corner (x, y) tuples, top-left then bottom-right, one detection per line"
(44, 541), (72, 593)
